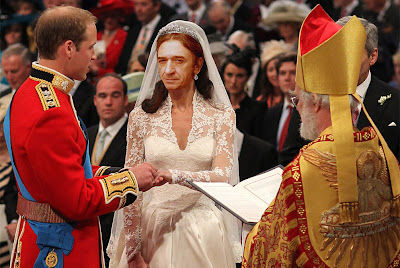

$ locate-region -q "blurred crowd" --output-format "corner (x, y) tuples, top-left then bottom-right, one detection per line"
(0, 0), (399, 267)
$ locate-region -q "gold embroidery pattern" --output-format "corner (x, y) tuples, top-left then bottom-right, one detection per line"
(99, 170), (138, 204)
(303, 138), (400, 267)
(34, 82), (60, 111)
(31, 64), (74, 94)
(243, 128), (399, 268)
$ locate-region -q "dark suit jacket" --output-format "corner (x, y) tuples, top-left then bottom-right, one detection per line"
(261, 103), (283, 150)
(88, 120), (128, 167)
(87, 119), (128, 267)
(232, 2), (251, 23)
(279, 75), (400, 166)
(204, 17), (255, 40)
(239, 133), (277, 181)
(235, 95), (267, 138)
(72, 80), (99, 128)
(357, 75), (400, 158)
(115, 17), (167, 75)
(170, 8), (211, 29)
(330, 3), (365, 21)
(3, 171), (18, 223)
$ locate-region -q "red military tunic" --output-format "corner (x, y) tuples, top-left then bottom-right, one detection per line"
(8, 63), (138, 268)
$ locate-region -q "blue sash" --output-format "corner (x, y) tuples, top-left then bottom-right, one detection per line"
(3, 101), (93, 268)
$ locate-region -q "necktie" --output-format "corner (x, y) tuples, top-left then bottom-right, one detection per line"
(190, 12), (196, 23)
(279, 106), (292, 151)
(340, 7), (347, 18)
(132, 27), (148, 60)
(95, 129), (108, 161)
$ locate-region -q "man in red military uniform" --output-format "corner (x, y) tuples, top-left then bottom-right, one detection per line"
(4, 6), (162, 268)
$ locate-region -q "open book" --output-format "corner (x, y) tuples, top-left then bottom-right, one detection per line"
(188, 166), (283, 224)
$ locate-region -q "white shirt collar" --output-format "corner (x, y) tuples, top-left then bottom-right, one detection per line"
(282, 96), (292, 110)
(98, 114), (128, 140)
(143, 14), (161, 30)
(69, 80), (82, 96)
(356, 71), (371, 102)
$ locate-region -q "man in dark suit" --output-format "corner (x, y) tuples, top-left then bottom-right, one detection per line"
(115, 0), (167, 75)
(280, 16), (400, 165)
(71, 79), (99, 128)
(170, 0), (211, 29)
(330, 0), (365, 21)
(362, 0), (399, 83)
(205, 0), (255, 41)
(0, 43), (31, 97)
(88, 73), (129, 266)
(262, 52), (297, 152)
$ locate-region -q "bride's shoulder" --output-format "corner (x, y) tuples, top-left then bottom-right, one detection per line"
(203, 98), (235, 116)
(128, 106), (147, 119)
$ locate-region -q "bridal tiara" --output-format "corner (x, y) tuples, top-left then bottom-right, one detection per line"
(158, 23), (200, 42)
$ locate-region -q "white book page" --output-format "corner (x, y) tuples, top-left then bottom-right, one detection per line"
(191, 182), (267, 223)
(236, 166), (283, 206)
(190, 166), (283, 223)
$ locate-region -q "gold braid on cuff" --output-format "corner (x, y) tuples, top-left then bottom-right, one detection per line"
(99, 170), (138, 204)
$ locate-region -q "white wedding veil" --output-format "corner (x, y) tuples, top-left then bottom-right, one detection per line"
(108, 20), (242, 265)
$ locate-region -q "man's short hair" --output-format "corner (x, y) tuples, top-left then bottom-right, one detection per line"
(227, 30), (256, 50)
(275, 52), (297, 74)
(95, 73), (128, 95)
(1, 43), (31, 66)
(300, 90), (358, 113)
(35, 6), (97, 60)
(336, 16), (378, 56)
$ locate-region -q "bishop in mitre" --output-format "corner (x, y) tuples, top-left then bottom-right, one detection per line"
(242, 5), (400, 268)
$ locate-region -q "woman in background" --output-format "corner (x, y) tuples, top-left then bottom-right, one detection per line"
(256, 40), (292, 107)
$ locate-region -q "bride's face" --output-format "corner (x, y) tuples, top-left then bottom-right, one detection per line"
(157, 40), (200, 92)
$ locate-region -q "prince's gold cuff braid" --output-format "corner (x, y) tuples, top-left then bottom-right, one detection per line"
(99, 170), (138, 205)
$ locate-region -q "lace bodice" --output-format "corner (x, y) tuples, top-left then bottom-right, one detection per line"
(123, 91), (236, 262)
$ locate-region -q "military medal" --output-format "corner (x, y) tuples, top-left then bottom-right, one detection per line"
(45, 250), (58, 268)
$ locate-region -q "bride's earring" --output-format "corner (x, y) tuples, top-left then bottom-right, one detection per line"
(194, 74), (198, 80)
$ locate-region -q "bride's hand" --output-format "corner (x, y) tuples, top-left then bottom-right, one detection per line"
(156, 170), (172, 184)
(128, 253), (149, 268)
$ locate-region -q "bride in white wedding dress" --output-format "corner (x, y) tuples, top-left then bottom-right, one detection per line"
(107, 21), (241, 268)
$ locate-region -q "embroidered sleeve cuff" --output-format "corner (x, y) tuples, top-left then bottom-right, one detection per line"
(170, 169), (181, 184)
(99, 170), (139, 205)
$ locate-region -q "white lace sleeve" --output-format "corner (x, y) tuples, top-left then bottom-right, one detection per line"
(170, 107), (236, 186)
(124, 108), (145, 262)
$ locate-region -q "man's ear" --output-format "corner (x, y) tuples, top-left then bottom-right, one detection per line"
(311, 93), (321, 112)
(64, 40), (75, 59)
(369, 48), (378, 66)
(124, 95), (129, 107)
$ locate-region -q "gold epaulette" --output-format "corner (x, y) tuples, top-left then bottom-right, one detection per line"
(99, 170), (138, 207)
(34, 81), (60, 111)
